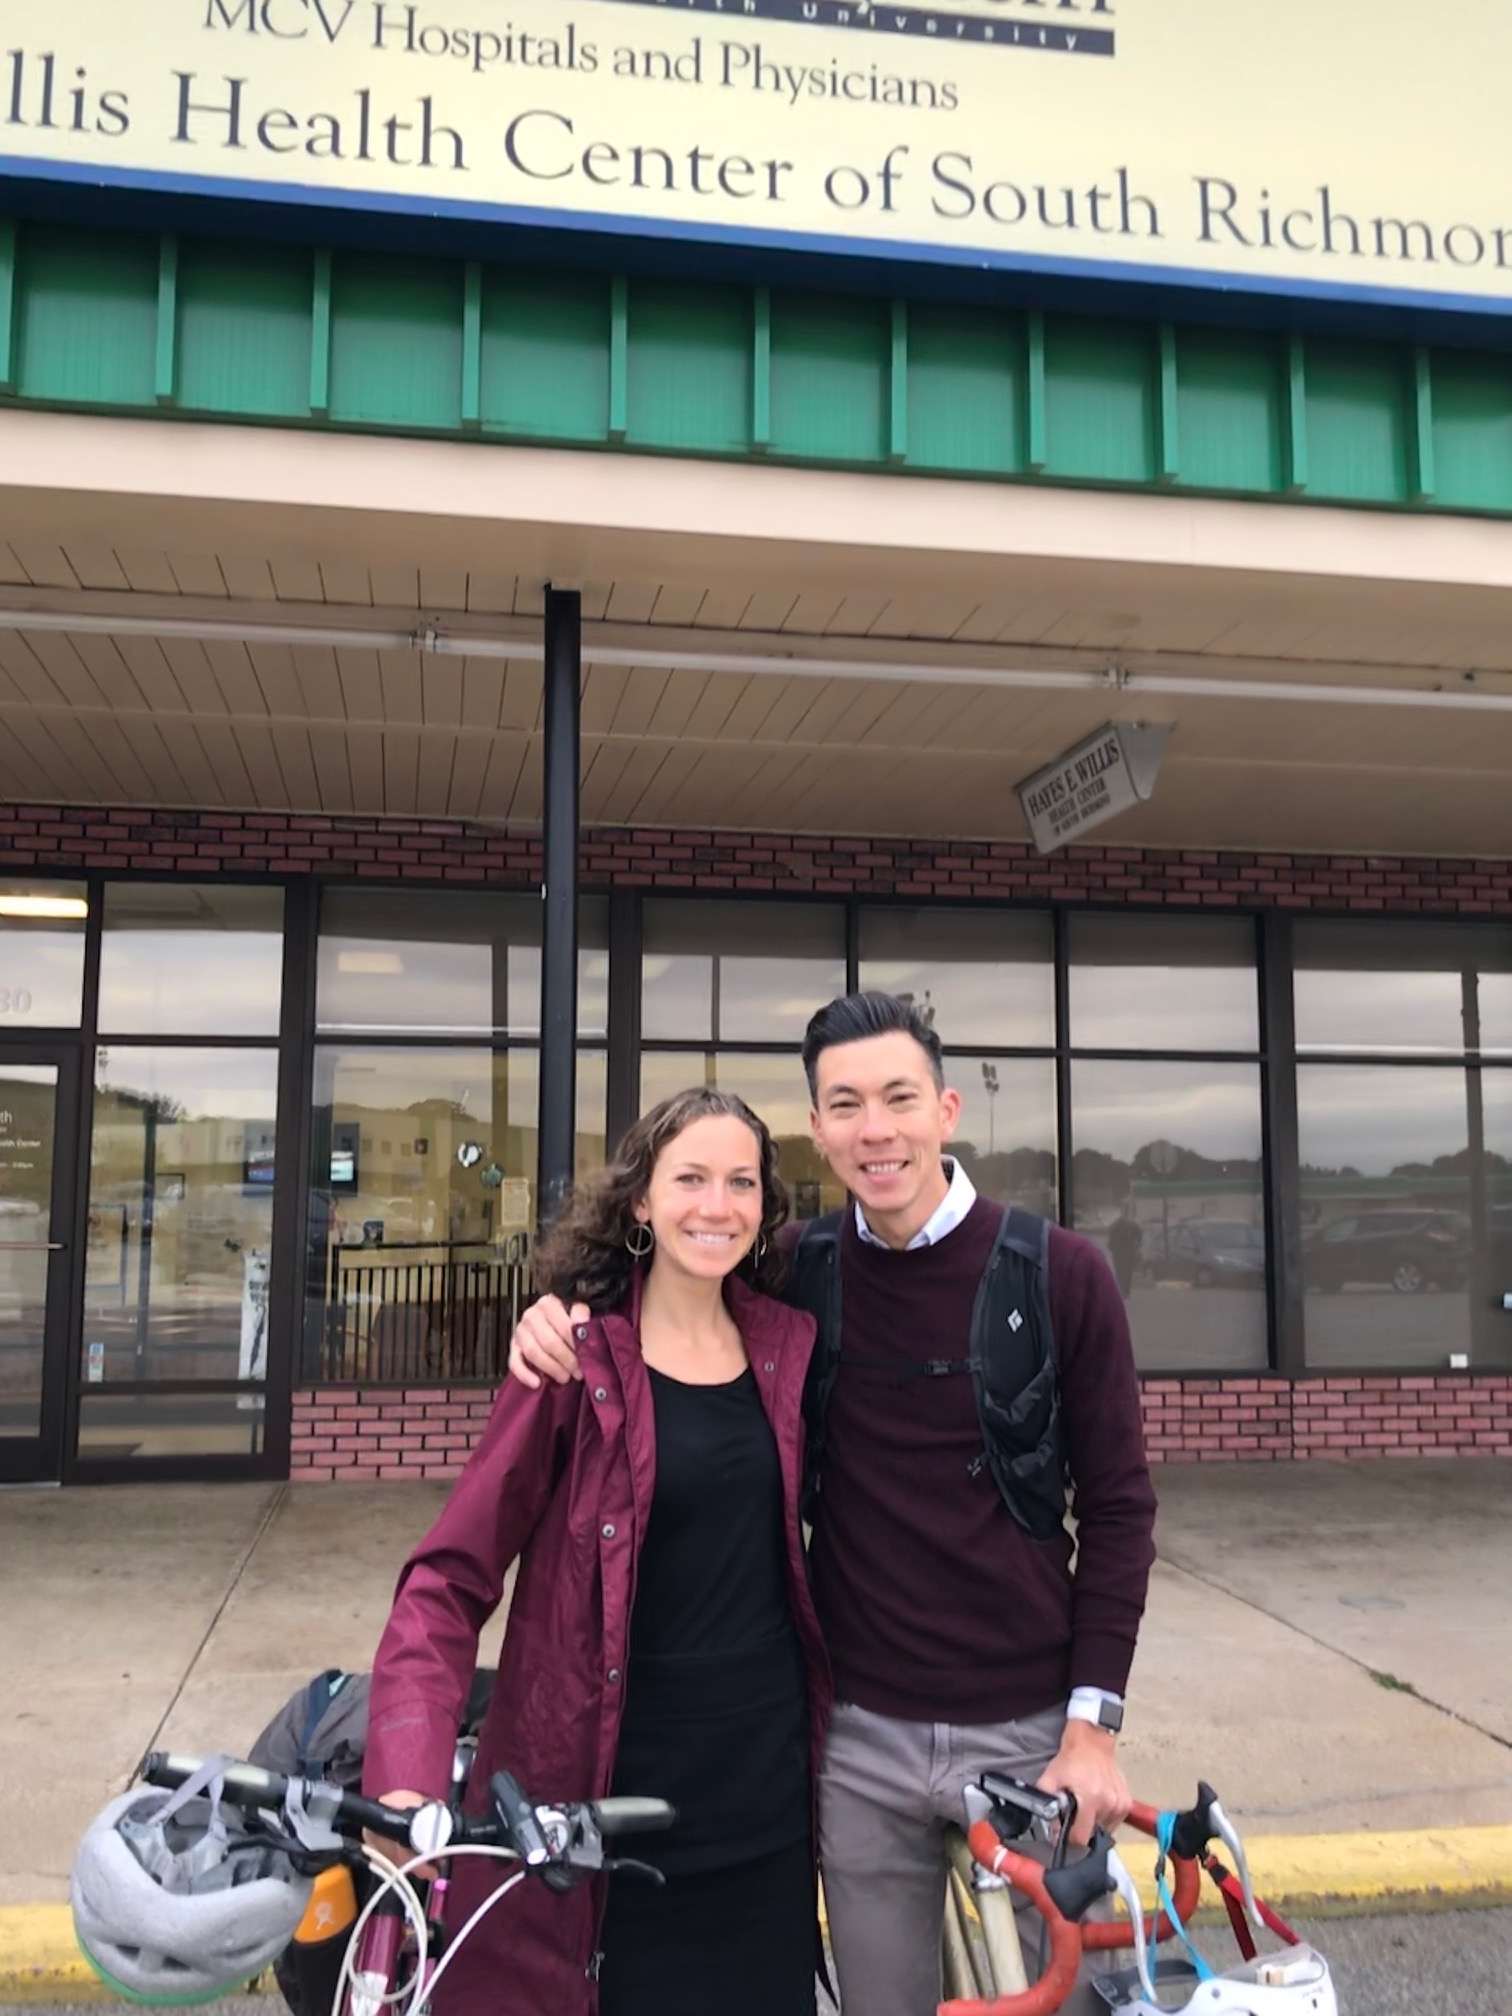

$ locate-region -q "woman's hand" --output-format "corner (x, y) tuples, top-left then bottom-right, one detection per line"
(365, 1790), (435, 1877)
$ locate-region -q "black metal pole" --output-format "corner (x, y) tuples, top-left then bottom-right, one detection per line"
(538, 586), (582, 1230)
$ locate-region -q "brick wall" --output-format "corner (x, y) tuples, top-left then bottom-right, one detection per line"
(290, 1375), (1512, 1479)
(2, 803), (1511, 912)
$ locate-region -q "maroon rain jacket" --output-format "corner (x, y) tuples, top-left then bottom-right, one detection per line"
(364, 1278), (831, 2016)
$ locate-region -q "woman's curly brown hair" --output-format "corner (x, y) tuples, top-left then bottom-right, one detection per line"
(533, 1087), (790, 1313)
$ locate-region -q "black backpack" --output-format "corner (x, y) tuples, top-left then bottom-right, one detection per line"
(787, 1205), (1068, 1541)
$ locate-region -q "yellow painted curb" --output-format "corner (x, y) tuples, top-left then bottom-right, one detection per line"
(0, 1906), (107, 2006)
(1115, 1824), (1512, 1917)
(0, 1905), (276, 2006)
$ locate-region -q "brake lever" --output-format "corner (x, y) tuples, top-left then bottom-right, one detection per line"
(1208, 1794), (1263, 1931)
(605, 1857), (666, 1888)
(1105, 1846), (1156, 2006)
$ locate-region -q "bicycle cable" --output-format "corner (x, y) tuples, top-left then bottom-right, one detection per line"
(333, 1843), (530, 2016)
(333, 1845), (431, 2016)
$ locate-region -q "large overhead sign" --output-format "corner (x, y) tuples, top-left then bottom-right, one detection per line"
(4, 2), (1510, 312)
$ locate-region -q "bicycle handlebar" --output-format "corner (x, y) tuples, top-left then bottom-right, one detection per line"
(140, 1753), (676, 1871)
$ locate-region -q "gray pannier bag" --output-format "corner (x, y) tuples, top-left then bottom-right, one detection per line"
(247, 1667), (497, 2016)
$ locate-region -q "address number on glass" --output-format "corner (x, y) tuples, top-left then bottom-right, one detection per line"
(0, 989), (34, 1015)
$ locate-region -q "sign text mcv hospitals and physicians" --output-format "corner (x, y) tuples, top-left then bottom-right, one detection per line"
(6, 0), (1512, 310)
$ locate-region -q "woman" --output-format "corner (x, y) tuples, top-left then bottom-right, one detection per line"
(364, 1088), (831, 2016)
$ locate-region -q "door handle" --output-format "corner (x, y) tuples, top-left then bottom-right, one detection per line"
(0, 1241), (66, 1251)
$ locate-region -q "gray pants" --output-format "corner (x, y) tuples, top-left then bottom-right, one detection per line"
(819, 1699), (1114, 2016)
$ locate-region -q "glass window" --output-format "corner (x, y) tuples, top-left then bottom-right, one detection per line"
(0, 1062), (60, 1441)
(642, 900), (845, 1043)
(1070, 1060), (1267, 1371)
(1294, 921), (1512, 1057)
(1486, 1073), (1512, 1370)
(317, 889), (609, 1038)
(85, 1048), (281, 1388)
(639, 1051), (844, 1221)
(76, 1391), (265, 1462)
(99, 885), (284, 1036)
(858, 909), (1054, 1048)
(303, 1047), (606, 1381)
(947, 1056), (1058, 1219)
(1068, 915), (1260, 1053)
(1297, 1064), (1483, 1369)
(0, 880), (88, 1026)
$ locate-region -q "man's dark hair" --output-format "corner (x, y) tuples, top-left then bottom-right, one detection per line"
(801, 991), (945, 1100)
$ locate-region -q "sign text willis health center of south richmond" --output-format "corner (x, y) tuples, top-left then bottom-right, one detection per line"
(5, 0), (1512, 314)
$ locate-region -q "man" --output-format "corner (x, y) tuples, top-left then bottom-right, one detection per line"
(510, 992), (1157, 2016)
(1107, 1208), (1144, 1299)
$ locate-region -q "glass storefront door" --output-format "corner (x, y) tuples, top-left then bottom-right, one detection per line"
(76, 1048), (280, 1465)
(0, 1050), (81, 1482)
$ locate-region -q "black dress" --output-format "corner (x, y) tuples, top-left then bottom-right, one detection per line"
(597, 1364), (815, 2016)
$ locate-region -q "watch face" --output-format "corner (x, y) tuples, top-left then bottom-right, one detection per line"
(1097, 1701), (1125, 1734)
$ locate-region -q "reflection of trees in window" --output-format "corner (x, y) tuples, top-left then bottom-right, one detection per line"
(1074, 1140), (1261, 1210)
(953, 1142), (1056, 1216)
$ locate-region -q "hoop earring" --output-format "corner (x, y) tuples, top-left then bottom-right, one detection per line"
(625, 1223), (655, 1258)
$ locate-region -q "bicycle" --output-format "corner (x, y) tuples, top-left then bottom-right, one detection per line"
(131, 1749), (674, 2016)
(937, 1774), (1338, 2016)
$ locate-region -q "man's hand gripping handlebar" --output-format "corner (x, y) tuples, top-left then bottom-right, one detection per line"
(938, 1776), (1207, 2016)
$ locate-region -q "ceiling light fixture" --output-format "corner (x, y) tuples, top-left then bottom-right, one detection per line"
(1, 605), (1510, 712)
(0, 893), (89, 919)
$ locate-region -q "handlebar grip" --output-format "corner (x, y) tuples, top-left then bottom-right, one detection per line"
(142, 1753), (290, 1806)
(591, 1797), (677, 1837)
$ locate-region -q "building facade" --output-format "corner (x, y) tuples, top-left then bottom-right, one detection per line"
(1, 1), (1510, 1484)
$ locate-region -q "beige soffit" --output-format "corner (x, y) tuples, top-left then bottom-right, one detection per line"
(8, 406), (1512, 599)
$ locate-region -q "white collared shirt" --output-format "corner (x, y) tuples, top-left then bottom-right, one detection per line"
(854, 1155), (978, 1251)
(852, 1155), (1127, 1730)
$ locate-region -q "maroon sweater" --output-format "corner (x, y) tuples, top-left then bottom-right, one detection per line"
(805, 1198), (1157, 1723)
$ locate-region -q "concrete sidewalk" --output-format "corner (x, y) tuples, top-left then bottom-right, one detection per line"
(2, 1460), (1510, 1999)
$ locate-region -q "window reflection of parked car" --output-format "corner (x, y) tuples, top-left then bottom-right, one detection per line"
(1303, 1210), (1470, 1295)
(1152, 1219), (1266, 1288)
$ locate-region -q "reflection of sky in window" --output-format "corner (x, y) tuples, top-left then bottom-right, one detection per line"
(1071, 1061), (1262, 1159)
(1484, 977), (1512, 1055)
(642, 954), (845, 1041)
(1294, 921), (1512, 1055)
(1297, 1066), (1471, 1175)
(96, 1047), (280, 1120)
(0, 930), (85, 1025)
(947, 1056), (1056, 1159)
(1070, 968), (1259, 1052)
(1068, 916), (1258, 1052)
(641, 901), (845, 1042)
(1485, 1072), (1512, 1167)
(859, 908), (1053, 1047)
(1295, 972), (1470, 1054)
(318, 939), (609, 1036)
(99, 933), (285, 1037)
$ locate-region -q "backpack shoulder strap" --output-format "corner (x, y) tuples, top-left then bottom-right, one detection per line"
(296, 1669), (348, 1776)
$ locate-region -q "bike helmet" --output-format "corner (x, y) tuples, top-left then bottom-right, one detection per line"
(71, 1761), (312, 2004)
